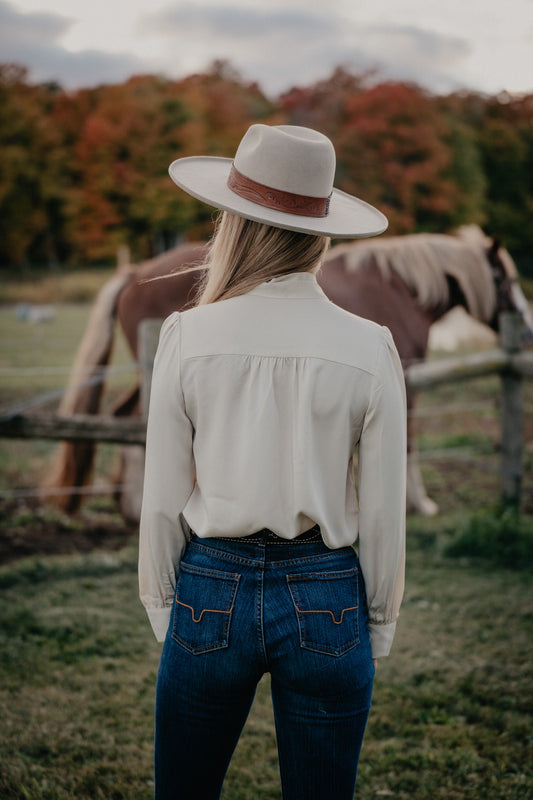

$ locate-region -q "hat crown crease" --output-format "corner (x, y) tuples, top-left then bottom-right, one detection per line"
(233, 124), (335, 199)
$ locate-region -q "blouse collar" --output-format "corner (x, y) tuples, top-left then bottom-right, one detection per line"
(247, 271), (326, 300)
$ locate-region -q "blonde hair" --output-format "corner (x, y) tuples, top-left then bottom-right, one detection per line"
(197, 212), (330, 305)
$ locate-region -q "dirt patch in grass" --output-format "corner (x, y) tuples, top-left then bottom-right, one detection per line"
(0, 498), (137, 565)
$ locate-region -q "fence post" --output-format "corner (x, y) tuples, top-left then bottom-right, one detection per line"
(139, 319), (163, 419)
(499, 311), (523, 508)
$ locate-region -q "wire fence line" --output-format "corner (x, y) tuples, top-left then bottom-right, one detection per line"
(0, 363), (137, 378)
(0, 363), (139, 419)
(0, 392), (507, 423)
(0, 447), (505, 502)
(0, 362), (527, 420)
(0, 484), (133, 501)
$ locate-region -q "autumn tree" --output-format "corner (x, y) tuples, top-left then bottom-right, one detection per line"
(334, 83), (461, 234)
(282, 73), (489, 236)
(441, 90), (533, 273)
(54, 64), (277, 263)
(1, 62), (531, 270)
(280, 67), (365, 138)
(0, 64), (66, 268)
(478, 95), (533, 268)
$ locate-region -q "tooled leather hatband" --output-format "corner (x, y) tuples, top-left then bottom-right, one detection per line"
(227, 165), (331, 218)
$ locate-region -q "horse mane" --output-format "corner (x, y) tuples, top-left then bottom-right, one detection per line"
(328, 224), (504, 323)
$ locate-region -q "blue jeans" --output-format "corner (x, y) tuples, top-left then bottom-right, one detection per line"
(155, 533), (375, 800)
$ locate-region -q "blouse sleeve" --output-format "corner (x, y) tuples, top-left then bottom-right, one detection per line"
(138, 312), (196, 642)
(357, 327), (406, 658)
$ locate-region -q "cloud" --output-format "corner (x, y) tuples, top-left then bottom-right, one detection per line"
(355, 24), (472, 91)
(0, 0), (71, 44)
(363, 24), (471, 70)
(140, 2), (472, 96)
(142, 3), (340, 40)
(0, 0), (144, 87)
(0, 0), (475, 95)
(140, 3), (360, 93)
(25, 47), (146, 88)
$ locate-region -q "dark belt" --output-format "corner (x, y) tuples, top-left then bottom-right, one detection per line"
(194, 524), (322, 544)
(238, 524), (321, 543)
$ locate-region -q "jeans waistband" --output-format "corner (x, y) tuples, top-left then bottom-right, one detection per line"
(191, 524), (322, 545)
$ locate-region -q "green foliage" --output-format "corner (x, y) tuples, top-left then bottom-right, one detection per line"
(444, 119), (487, 228)
(444, 507), (533, 568)
(441, 91), (533, 274)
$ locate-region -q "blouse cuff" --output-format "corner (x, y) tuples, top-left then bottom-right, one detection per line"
(369, 620), (397, 658)
(147, 606), (172, 643)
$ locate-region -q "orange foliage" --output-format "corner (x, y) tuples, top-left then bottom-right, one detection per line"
(338, 83), (458, 233)
(0, 62), (532, 269)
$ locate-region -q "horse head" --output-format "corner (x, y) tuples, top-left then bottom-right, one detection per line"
(486, 238), (533, 343)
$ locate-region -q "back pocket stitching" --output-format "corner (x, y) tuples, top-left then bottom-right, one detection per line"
(291, 603), (358, 625)
(172, 565), (240, 654)
(287, 567), (360, 656)
(176, 600), (236, 624)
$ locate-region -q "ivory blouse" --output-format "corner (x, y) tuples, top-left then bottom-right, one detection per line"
(139, 271), (406, 658)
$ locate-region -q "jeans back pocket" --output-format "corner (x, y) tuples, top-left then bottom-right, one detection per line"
(287, 567), (360, 656)
(172, 563), (240, 655)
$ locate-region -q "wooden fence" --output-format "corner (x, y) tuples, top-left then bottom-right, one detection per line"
(1, 312), (532, 507)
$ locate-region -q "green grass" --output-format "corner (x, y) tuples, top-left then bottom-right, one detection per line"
(0, 303), (134, 402)
(0, 268), (118, 305)
(0, 529), (531, 799)
(444, 507), (533, 567)
(0, 547), (158, 800)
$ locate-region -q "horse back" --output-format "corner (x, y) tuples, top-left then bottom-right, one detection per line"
(318, 253), (433, 366)
(117, 242), (208, 355)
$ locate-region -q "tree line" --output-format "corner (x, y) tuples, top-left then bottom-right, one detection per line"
(1, 61), (532, 275)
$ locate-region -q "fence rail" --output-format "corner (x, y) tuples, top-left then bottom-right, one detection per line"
(0, 412), (146, 445)
(406, 348), (533, 388)
(0, 313), (531, 506)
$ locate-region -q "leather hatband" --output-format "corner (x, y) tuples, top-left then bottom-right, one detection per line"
(227, 165), (331, 218)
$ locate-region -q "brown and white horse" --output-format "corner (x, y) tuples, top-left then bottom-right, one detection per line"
(45, 225), (532, 519)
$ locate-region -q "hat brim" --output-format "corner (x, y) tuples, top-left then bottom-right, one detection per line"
(169, 156), (388, 239)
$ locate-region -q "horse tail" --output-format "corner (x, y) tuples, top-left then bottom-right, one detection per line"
(43, 268), (135, 512)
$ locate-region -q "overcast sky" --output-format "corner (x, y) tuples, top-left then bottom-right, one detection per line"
(2, 0), (532, 97)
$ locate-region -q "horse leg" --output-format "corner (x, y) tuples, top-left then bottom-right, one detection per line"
(43, 269), (134, 512)
(405, 390), (439, 517)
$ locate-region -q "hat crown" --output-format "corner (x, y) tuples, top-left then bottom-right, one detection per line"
(233, 125), (335, 199)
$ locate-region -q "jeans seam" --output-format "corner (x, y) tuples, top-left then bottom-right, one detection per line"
(256, 567), (268, 666)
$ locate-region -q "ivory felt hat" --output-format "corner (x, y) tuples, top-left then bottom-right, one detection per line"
(168, 124), (388, 239)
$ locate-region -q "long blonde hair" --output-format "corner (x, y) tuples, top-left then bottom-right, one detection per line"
(197, 212), (330, 305)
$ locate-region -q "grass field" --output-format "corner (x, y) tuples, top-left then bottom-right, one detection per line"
(0, 525), (531, 799)
(0, 277), (532, 799)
